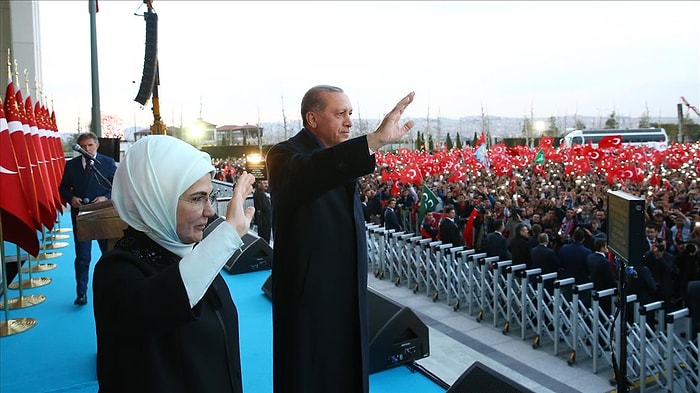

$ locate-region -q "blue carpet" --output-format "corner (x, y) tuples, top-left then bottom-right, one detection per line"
(1, 212), (444, 393)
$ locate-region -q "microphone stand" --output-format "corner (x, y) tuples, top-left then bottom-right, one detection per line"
(88, 159), (112, 191)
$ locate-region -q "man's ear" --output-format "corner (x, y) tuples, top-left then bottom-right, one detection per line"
(306, 112), (318, 129)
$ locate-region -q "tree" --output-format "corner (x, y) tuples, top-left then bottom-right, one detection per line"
(547, 116), (559, 137)
(472, 131), (478, 147)
(574, 119), (586, 130)
(445, 133), (453, 150)
(638, 105), (651, 128)
(604, 111), (619, 129)
(521, 117), (532, 136)
(415, 131), (424, 151)
(428, 134), (434, 151)
(455, 133), (463, 149)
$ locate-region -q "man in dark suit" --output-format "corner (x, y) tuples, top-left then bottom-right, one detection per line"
(587, 238), (616, 317)
(266, 85), (415, 393)
(483, 219), (511, 261)
(58, 132), (116, 306)
(383, 198), (402, 231)
(530, 233), (559, 293)
(587, 238), (616, 292)
(438, 205), (464, 246)
(558, 228), (592, 285)
(253, 179), (272, 243)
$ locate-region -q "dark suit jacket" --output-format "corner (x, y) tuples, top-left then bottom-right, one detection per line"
(439, 217), (464, 246)
(587, 252), (616, 291)
(266, 129), (374, 393)
(484, 231), (511, 261)
(558, 242), (592, 284)
(383, 207), (402, 231)
(531, 244), (559, 275)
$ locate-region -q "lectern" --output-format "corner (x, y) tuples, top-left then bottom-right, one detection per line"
(76, 200), (128, 250)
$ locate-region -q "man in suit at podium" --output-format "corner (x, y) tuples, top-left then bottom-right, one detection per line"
(58, 132), (117, 306)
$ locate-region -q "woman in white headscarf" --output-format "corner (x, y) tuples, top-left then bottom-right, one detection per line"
(92, 135), (255, 393)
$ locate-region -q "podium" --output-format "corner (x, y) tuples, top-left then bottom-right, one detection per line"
(76, 200), (128, 250)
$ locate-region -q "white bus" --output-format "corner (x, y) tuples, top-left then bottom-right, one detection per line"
(562, 128), (668, 150)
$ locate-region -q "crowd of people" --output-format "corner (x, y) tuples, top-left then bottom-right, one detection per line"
(357, 142), (700, 321)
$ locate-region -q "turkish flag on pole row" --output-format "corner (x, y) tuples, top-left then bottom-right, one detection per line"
(4, 79), (41, 230)
(37, 100), (64, 211)
(26, 94), (57, 229)
(0, 98), (40, 256)
(16, 87), (54, 230)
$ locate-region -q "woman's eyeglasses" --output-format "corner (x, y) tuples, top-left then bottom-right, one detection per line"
(179, 193), (216, 209)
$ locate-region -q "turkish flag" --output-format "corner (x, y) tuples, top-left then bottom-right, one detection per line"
(539, 136), (554, 148)
(598, 135), (622, 150)
(0, 95), (40, 256)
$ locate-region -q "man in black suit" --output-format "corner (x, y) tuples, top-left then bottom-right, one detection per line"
(383, 198), (403, 231)
(58, 132), (117, 306)
(438, 205), (464, 246)
(484, 219), (511, 261)
(253, 180), (272, 243)
(558, 228), (592, 285)
(587, 238), (616, 291)
(266, 86), (415, 393)
(531, 233), (559, 278)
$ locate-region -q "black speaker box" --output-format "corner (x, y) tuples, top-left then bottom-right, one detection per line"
(446, 361), (534, 393)
(134, 10), (158, 105)
(368, 287), (430, 374)
(224, 231), (272, 275)
(98, 137), (120, 162)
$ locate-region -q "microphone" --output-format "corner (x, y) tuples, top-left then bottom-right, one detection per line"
(72, 144), (101, 165)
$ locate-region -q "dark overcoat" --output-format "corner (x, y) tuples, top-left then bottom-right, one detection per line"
(92, 228), (243, 393)
(266, 129), (374, 393)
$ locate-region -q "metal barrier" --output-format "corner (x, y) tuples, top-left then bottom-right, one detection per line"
(408, 237), (432, 294)
(367, 225), (384, 277)
(501, 263), (527, 335)
(398, 235), (422, 288)
(553, 277), (576, 358)
(445, 246), (465, 306)
(364, 226), (699, 392)
(385, 231), (406, 283)
(567, 282), (595, 366)
(514, 267), (542, 340)
(664, 308), (698, 392)
(427, 243), (454, 302)
(591, 287), (616, 374)
(532, 272), (558, 350)
(451, 249), (477, 312)
(475, 256), (501, 323)
(491, 259), (513, 328)
(636, 301), (667, 392)
(424, 240), (443, 297)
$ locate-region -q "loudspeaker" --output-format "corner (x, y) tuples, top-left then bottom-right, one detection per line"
(368, 287), (430, 374)
(134, 10), (158, 105)
(261, 273), (272, 299)
(224, 231), (273, 275)
(98, 137), (120, 162)
(446, 361), (534, 393)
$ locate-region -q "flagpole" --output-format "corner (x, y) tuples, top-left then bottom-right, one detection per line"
(89, 0), (101, 137)
(0, 215), (38, 337)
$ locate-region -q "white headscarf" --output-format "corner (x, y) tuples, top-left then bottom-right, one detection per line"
(112, 135), (215, 257)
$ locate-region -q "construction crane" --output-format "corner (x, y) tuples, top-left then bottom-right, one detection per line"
(681, 96), (700, 118)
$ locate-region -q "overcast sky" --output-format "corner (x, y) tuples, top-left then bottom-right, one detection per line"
(37, 1), (700, 133)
